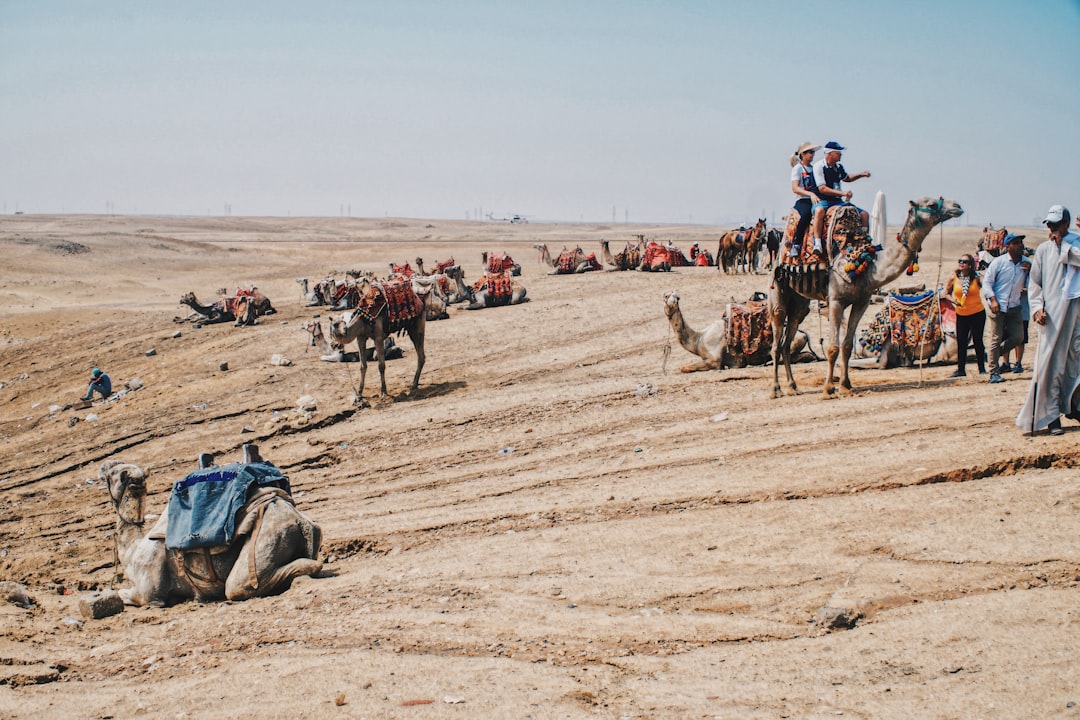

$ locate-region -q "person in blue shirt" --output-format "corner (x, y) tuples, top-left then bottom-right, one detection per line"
(82, 368), (112, 401)
(981, 234), (1029, 383)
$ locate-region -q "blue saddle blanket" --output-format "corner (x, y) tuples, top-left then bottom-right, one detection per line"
(165, 462), (291, 550)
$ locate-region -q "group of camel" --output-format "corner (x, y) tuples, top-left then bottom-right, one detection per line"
(108, 194), (963, 612)
(663, 196), (965, 391)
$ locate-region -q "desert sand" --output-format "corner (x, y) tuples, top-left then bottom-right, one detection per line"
(0, 211), (1077, 719)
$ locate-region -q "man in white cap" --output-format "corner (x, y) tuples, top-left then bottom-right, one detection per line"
(1016, 205), (1080, 435)
(809, 141), (871, 256)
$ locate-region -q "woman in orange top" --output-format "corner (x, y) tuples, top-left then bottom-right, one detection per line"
(944, 253), (987, 377)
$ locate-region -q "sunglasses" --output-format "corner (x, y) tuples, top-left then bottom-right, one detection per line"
(957, 259), (971, 264)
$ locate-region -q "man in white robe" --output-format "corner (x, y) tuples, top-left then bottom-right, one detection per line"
(1016, 205), (1080, 434)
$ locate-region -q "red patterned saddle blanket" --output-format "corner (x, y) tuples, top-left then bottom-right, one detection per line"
(557, 248), (580, 272)
(355, 279), (423, 322)
(981, 226), (1006, 254)
(472, 271), (514, 299)
(887, 291), (942, 348)
(486, 252), (516, 274)
(726, 300), (773, 360)
(434, 257), (456, 274)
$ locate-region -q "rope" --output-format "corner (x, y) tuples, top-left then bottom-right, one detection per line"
(918, 224), (948, 386)
(662, 323), (672, 374)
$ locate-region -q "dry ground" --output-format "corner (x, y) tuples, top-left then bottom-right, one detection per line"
(0, 213), (1077, 719)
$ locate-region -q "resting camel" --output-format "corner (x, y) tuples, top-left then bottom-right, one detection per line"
(329, 277), (427, 403)
(466, 272), (528, 310)
(534, 244), (601, 274)
(717, 219), (766, 274)
(410, 275), (451, 320)
(102, 445), (322, 606)
(770, 196), (964, 398)
(231, 288), (275, 326)
(599, 238), (644, 271)
(663, 291), (816, 371)
(180, 292), (235, 325)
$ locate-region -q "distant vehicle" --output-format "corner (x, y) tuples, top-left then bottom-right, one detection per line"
(14, 211), (23, 215)
(510, 214), (528, 224)
(485, 212), (530, 224)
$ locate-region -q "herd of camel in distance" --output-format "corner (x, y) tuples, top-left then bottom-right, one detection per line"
(175, 196), (966, 406)
(107, 195), (970, 609)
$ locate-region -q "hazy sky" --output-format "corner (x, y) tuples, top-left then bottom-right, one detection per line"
(2, 1), (1078, 227)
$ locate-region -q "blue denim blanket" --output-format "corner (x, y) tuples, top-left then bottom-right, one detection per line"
(165, 462), (291, 550)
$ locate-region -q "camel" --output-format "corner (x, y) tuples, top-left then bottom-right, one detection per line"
(664, 291), (816, 371)
(231, 287), (276, 326)
(465, 272), (528, 310)
(599, 238), (644, 271)
(179, 292), (235, 325)
(329, 277), (427, 403)
(717, 219), (766, 274)
(769, 196), (964, 398)
(534, 244), (601, 274)
(102, 445), (322, 606)
(443, 266), (477, 304)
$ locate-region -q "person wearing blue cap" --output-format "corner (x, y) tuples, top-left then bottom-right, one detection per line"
(81, 367), (112, 402)
(809, 141), (871, 256)
(982, 233), (1029, 384)
(1016, 205), (1080, 435)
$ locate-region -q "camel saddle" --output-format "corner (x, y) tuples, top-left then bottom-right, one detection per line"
(859, 291), (948, 356)
(556, 248), (580, 272)
(726, 300), (773, 366)
(888, 290), (942, 348)
(486, 252), (516, 274)
(642, 242), (670, 269)
(433, 257), (456, 274)
(164, 462), (291, 551)
(981, 226), (1007, 254)
(355, 278), (423, 323)
(781, 205), (869, 269)
(390, 262), (414, 277)
(471, 271), (514, 301)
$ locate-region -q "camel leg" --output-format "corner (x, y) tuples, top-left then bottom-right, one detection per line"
(770, 308), (787, 398)
(354, 339), (369, 403)
(374, 330), (389, 397)
(406, 319), (426, 392)
(839, 298), (871, 392)
(823, 300), (846, 397)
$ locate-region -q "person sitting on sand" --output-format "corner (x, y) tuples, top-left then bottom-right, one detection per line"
(82, 368), (111, 401)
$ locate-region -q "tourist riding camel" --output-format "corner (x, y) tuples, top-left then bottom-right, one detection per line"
(770, 195), (964, 398)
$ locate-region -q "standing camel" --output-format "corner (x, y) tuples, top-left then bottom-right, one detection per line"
(329, 278), (427, 404)
(769, 196), (963, 398)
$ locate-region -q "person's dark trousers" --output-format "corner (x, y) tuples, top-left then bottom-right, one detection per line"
(793, 198), (812, 246)
(954, 310), (987, 374)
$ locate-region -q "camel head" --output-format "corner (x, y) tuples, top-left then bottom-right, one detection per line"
(179, 291), (195, 305)
(663, 290), (680, 318)
(100, 460), (147, 513)
(901, 197), (964, 247)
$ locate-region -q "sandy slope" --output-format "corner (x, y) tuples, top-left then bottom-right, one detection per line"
(0, 213), (1077, 719)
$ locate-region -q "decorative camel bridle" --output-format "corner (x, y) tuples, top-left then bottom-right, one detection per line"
(107, 469), (145, 587)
